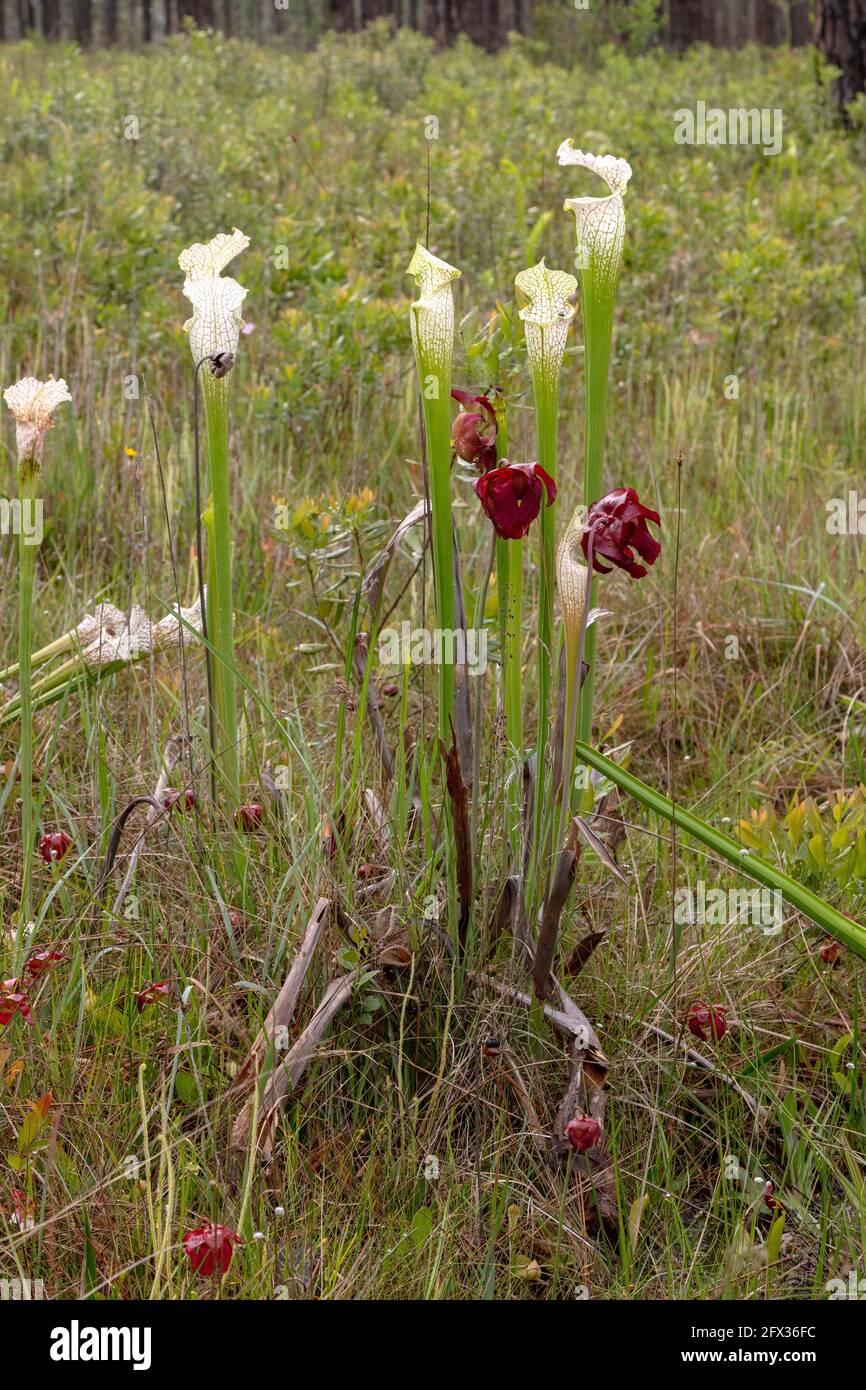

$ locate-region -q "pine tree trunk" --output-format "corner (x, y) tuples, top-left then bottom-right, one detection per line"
(42, 0), (60, 37)
(105, 0), (118, 43)
(815, 0), (866, 110)
(73, 0), (92, 44)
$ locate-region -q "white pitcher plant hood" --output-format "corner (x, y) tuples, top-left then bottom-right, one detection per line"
(556, 142), (632, 290)
(179, 228), (250, 367)
(78, 594), (205, 669)
(515, 260), (578, 393)
(3, 375), (71, 470)
(407, 243), (461, 384)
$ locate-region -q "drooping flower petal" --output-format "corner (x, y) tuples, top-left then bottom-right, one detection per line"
(0, 978), (33, 1028)
(475, 461), (556, 540)
(514, 259), (578, 394)
(136, 981), (169, 1013)
(3, 376), (71, 470)
(451, 387), (497, 471)
(581, 487), (660, 580)
(407, 244), (461, 384)
(183, 1223), (242, 1276)
(179, 228), (250, 366)
(25, 950), (68, 978)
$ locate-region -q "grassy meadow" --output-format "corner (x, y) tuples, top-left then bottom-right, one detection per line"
(1, 24), (865, 1301)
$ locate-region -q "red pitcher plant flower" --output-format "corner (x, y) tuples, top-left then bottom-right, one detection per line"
(687, 1001), (726, 1043)
(475, 460), (556, 540)
(136, 981), (170, 1013)
(451, 388), (497, 472)
(183, 1223), (242, 1277)
(582, 486), (660, 579)
(26, 950), (67, 978)
(0, 979), (34, 1028)
(565, 1114), (602, 1151)
(38, 830), (73, 864)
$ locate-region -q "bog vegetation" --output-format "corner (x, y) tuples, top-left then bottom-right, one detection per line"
(0, 26), (864, 1299)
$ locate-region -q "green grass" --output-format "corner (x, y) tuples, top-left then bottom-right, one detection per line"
(0, 25), (864, 1300)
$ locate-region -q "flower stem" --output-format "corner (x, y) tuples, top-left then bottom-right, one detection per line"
(17, 462), (38, 924)
(575, 741), (866, 961)
(201, 373), (240, 808)
(490, 396), (523, 848)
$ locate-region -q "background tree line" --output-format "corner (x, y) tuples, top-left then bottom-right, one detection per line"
(1, 2), (864, 110)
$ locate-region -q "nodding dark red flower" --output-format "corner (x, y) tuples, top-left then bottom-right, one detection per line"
(451, 388), (498, 473)
(0, 979), (34, 1028)
(686, 1001), (726, 1043)
(38, 831), (72, 864)
(25, 950), (67, 979)
(136, 981), (169, 1013)
(235, 803), (264, 832)
(475, 460), (556, 541)
(819, 939), (842, 965)
(565, 1115), (602, 1151)
(183, 1223), (242, 1277)
(582, 486), (660, 579)
(163, 789), (196, 813)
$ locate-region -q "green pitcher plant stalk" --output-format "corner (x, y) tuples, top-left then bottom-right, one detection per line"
(514, 259), (577, 871)
(558, 143), (632, 747)
(3, 375), (71, 924)
(407, 244), (461, 743)
(179, 228), (250, 810)
(574, 741), (866, 962)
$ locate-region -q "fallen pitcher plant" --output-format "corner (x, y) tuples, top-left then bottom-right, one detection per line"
(574, 741), (866, 961)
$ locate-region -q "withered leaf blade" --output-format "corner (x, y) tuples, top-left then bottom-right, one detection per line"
(573, 815), (627, 884)
(441, 728), (472, 948)
(361, 498), (429, 612)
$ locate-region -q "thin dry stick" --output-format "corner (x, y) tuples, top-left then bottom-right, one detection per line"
(254, 971), (361, 1161)
(639, 1020), (768, 1124)
(232, 896), (331, 1100)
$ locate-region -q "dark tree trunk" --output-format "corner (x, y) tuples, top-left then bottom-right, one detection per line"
(73, 0), (92, 44)
(42, 0), (60, 38)
(141, 0), (152, 41)
(105, 0), (118, 43)
(18, 0), (35, 36)
(815, 0), (866, 110)
(222, 0), (231, 36)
